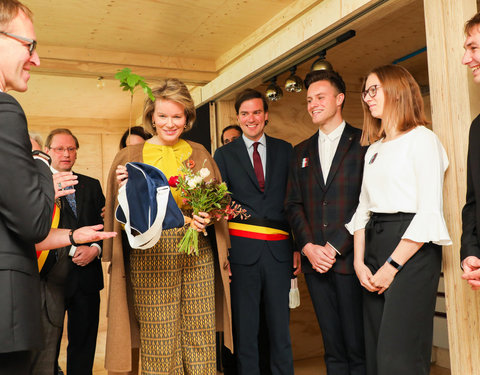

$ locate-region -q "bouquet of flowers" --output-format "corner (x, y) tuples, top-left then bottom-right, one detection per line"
(168, 159), (248, 255)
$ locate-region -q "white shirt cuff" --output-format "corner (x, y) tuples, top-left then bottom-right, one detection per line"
(68, 245), (77, 257)
(326, 242), (341, 256)
(91, 243), (102, 258)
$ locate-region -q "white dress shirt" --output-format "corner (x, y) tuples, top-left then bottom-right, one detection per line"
(346, 126), (451, 246)
(318, 121), (345, 184)
(243, 133), (266, 178)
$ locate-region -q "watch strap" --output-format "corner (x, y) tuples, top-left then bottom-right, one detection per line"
(387, 256), (403, 271)
(69, 230), (80, 246)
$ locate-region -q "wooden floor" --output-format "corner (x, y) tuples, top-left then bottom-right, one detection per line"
(58, 327), (451, 375)
(57, 267), (451, 375)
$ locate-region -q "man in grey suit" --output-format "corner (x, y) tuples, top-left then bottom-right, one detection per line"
(0, 1), (56, 374)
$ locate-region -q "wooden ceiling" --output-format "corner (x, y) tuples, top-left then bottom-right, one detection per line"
(12, 0), (320, 121)
(11, 0), (431, 123)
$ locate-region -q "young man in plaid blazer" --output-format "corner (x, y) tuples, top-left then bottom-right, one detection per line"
(285, 70), (366, 375)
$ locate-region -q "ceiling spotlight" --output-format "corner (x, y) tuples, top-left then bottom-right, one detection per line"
(284, 66), (303, 93)
(265, 77), (283, 101)
(311, 50), (333, 71)
(96, 76), (105, 89)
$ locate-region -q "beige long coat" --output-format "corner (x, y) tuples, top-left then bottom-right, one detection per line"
(103, 141), (233, 373)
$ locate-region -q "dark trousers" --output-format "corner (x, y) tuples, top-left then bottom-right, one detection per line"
(220, 304), (271, 375)
(30, 297), (63, 375)
(364, 213), (442, 375)
(0, 351), (32, 375)
(305, 271), (366, 375)
(230, 246), (293, 375)
(64, 290), (100, 375)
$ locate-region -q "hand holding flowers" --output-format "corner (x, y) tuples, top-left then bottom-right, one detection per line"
(169, 160), (248, 255)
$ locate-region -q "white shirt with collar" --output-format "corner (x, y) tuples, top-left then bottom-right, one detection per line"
(318, 120), (346, 184)
(243, 133), (266, 178)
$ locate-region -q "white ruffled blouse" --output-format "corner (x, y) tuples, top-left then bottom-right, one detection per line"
(345, 125), (452, 246)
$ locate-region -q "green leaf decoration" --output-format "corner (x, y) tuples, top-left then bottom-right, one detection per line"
(114, 68), (155, 102)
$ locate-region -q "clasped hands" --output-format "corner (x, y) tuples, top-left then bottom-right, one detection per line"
(461, 255), (480, 290)
(355, 260), (398, 294)
(302, 242), (337, 273)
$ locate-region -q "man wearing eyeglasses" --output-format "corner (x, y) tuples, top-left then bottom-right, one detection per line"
(285, 70), (366, 375)
(45, 128), (105, 375)
(0, 1), (56, 374)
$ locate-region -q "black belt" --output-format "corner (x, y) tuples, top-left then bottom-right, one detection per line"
(369, 212), (415, 223)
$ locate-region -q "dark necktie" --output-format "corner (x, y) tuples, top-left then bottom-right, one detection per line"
(64, 186), (77, 217)
(253, 142), (265, 192)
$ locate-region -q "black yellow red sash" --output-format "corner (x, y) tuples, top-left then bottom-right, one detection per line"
(36, 203), (60, 272)
(228, 222), (289, 241)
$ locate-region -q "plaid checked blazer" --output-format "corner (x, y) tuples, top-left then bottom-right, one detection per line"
(285, 123), (366, 274)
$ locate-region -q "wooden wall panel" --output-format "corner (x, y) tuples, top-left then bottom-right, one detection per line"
(424, 0), (480, 374)
(74, 134), (104, 185)
(102, 133), (124, 188)
(28, 116), (126, 190)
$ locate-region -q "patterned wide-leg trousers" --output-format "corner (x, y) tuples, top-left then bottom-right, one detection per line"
(130, 227), (216, 375)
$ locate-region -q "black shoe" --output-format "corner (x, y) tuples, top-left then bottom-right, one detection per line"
(57, 365), (65, 375)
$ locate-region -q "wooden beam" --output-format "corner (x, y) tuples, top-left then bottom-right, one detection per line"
(36, 45), (217, 85)
(39, 45), (215, 72)
(423, 0), (480, 374)
(27, 115), (130, 132)
(196, 0), (396, 106)
(215, 0), (324, 71)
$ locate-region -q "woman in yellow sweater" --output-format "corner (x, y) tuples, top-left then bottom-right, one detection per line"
(103, 78), (232, 375)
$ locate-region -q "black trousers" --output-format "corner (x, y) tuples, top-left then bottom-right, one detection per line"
(64, 290), (100, 375)
(364, 213), (441, 375)
(305, 271), (366, 375)
(230, 246), (293, 375)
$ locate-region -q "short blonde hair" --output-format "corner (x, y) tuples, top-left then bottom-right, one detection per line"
(360, 65), (429, 146)
(143, 78), (196, 134)
(0, 0), (33, 28)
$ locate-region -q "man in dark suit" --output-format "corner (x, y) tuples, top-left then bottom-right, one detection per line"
(461, 12), (480, 289)
(45, 128), (105, 375)
(285, 70), (366, 375)
(214, 89), (298, 375)
(0, 1), (55, 374)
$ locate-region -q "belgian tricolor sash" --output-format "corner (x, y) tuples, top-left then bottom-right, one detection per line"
(36, 203), (60, 273)
(228, 221), (289, 241)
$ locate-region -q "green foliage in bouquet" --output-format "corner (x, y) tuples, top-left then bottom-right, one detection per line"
(169, 160), (249, 255)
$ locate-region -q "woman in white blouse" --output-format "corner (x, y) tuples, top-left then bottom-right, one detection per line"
(346, 64), (451, 375)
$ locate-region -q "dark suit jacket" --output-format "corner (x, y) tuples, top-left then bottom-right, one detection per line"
(461, 114), (480, 262)
(214, 135), (293, 265)
(285, 124), (366, 274)
(0, 92), (55, 352)
(59, 173), (105, 296)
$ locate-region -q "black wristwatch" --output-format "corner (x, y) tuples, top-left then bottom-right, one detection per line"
(32, 150), (52, 166)
(69, 229), (80, 246)
(387, 256), (403, 271)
